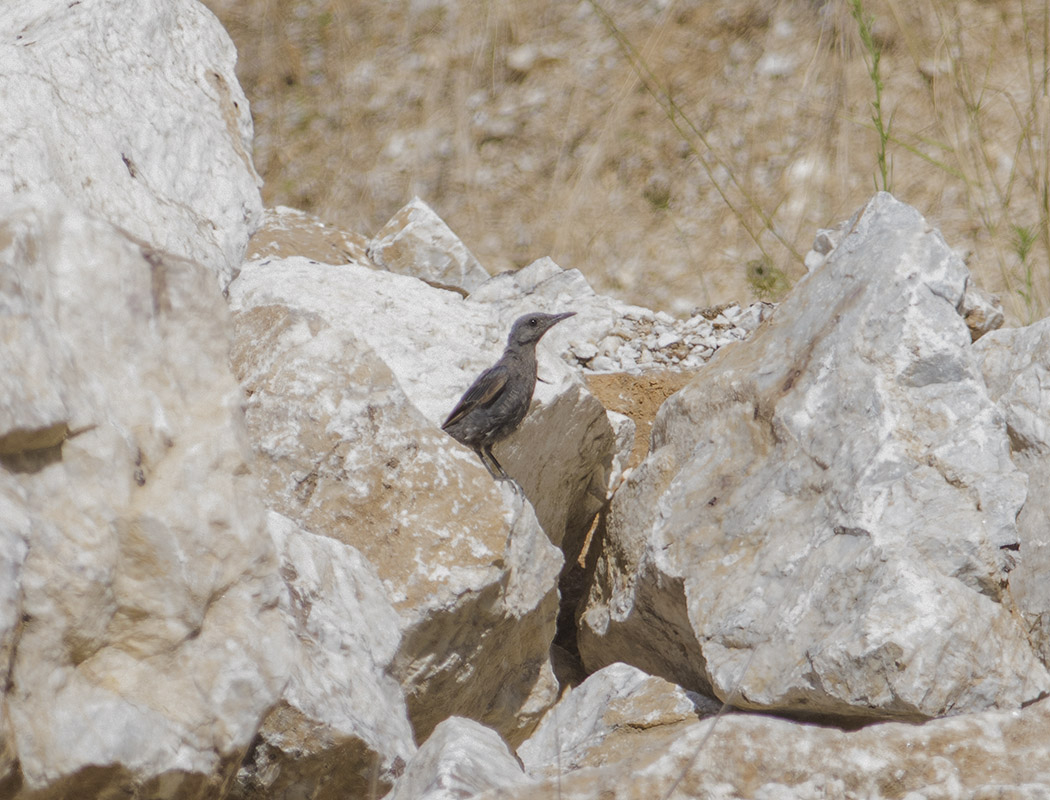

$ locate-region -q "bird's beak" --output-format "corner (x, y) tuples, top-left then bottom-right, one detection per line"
(553, 312), (576, 323)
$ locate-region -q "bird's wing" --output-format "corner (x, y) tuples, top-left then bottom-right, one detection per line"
(442, 364), (509, 428)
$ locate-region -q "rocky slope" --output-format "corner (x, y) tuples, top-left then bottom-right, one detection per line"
(3, 3), (1050, 800)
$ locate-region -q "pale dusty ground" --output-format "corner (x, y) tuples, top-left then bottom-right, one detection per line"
(203, 0), (1050, 324)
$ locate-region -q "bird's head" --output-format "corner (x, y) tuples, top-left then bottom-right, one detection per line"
(507, 311), (576, 347)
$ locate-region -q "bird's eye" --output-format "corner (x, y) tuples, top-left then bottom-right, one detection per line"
(529, 318), (538, 326)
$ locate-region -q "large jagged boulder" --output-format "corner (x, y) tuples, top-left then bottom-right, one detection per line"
(0, 203), (286, 797)
(227, 256), (567, 746)
(385, 717), (527, 800)
(0, 0), (262, 288)
(517, 662), (720, 778)
(579, 193), (1050, 722)
(368, 196), (491, 293)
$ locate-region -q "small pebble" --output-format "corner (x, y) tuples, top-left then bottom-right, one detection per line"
(804, 250), (827, 272)
(572, 342), (598, 360)
(656, 332), (681, 349)
(577, 301), (773, 374)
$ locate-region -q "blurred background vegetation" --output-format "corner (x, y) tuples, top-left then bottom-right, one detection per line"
(202, 0), (1050, 324)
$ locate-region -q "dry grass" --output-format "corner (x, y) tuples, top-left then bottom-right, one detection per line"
(202, 0), (1050, 324)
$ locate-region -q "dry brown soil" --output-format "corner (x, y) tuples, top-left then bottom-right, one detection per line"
(204, 0), (1050, 323)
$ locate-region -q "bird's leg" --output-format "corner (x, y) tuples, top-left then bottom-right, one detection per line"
(483, 445), (512, 481)
(472, 447), (504, 481)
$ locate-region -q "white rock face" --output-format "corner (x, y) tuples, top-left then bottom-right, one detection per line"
(974, 318), (1050, 665)
(0, 0), (262, 288)
(369, 196), (490, 292)
(386, 717), (527, 800)
(234, 512), (416, 799)
(481, 697), (1050, 800)
(228, 257), (566, 745)
(517, 662), (721, 778)
(0, 203), (285, 795)
(579, 193), (1050, 721)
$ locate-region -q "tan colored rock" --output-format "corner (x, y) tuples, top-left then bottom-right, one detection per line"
(494, 376), (612, 562)
(369, 196), (489, 293)
(517, 662), (721, 778)
(961, 280), (1005, 341)
(0, 203), (286, 797)
(579, 193), (1049, 722)
(243, 206), (370, 265)
(228, 257), (564, 746)
(269, 245), (619, 563)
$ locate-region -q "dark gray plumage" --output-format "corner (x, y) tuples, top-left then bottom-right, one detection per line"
(443, 311), (576, 480)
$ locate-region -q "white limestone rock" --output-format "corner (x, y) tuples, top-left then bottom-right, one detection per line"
(974, 318), (1050, 666)
(369, 197), (490, 293)
(804, 220), (850, 272)
(579, 193), (1050, 721)
(517, 662), (720, 778)
(228, 257), (565, 746)
(386, 717), (527, 800)
(0, 498), (28, 795)
(478, 696), (1050, 800)
(233, 512), (416, 799)
(0, 202), (285, 796)
(0, 0), (262, 289)
(605, 411), (636, 498)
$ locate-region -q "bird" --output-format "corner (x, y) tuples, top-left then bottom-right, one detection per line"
(442, 311), (576, 481)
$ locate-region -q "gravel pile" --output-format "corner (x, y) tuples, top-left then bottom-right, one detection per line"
(565, 301), (775, 373)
